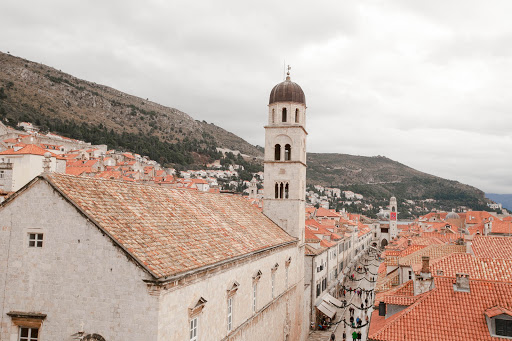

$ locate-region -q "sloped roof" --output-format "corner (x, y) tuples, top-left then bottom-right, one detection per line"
(398, 244), (466, 266)
(315, 207), (341, 218)
(369, 278), (512, 341)
(0, 144), (61, 158)
(35, 173), (296, 279)
(484, 306), (512, 318)
(430, 253), (512, 282)
(472, 235), (512, 260)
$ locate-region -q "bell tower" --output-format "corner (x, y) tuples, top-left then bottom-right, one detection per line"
(263, 69), (307, 244)
(389, 196), (398, 239)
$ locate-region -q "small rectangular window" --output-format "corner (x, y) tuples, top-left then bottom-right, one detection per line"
(19, 327), (39, 341)
(0, 170), (4, 179)
(28, 233), (43, 248)
(190, 317), (198, 341)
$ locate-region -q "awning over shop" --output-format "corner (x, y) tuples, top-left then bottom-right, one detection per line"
(316, 301), (336, 318)
(323, 293), (343, 307)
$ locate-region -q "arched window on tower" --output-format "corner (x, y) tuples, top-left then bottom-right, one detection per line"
(284, 144), (291, 161)
(272, 109), (275, 123)
(275, 183), (279, 199)
(274, 144), (281, 161)
(392, 207), (395, 212)
(280, 183), (284, 199)
(282, 108), (287, 122)
(295, 109), (299, 123)
(285, 183), (289, 199)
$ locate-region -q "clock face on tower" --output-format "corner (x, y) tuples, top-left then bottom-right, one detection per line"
(390, 212), (397, 220)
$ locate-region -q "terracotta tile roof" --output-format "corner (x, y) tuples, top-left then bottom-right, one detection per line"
(398, 244), (466, 266)
(305, 244), (326, 256)
(65, 167), (88, 176)
(419, 232), (458, 243)
(0, 144), (61, 158)
(315, 207), (341, 218)
(490, 220), (512, 235)
(305, 227), (321, 242)
(95, 171), (123, 179)
(122, 153), (135, 159)
(484, 306), (512, 318)
(41, 173), (296, 279)
(430, 253), (512, 282)
(369, 277), (512, 341)
(472, 235), (512, 260)
(465, 211), (494, 225)
(320, 239), (336, 248)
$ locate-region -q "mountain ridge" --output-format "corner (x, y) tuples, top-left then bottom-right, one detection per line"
(0, 51), (489, 210)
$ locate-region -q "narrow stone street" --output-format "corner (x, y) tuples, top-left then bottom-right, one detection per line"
(307, 247), (382, 341)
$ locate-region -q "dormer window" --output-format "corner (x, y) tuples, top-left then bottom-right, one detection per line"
(485, 306), (512, 337)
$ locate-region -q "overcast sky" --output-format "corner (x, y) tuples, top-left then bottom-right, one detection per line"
(1, 0), (511, 194)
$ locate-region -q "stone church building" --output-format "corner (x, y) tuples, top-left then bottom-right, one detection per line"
(0, 75), (310, 340)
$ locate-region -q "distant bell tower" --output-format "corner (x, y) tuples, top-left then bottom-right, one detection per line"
(263, 67), (307, 244)
(389, 196), (398, 239)
(248, 177), (258, 199)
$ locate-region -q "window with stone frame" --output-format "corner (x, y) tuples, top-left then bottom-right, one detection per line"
(252, 270), (262, 313)
(18, 327), (38, 341)
(28, 233), (43, 248)
(271, 272), (276, 298)
(190, 317), (198, 341)
(227, 297), (233, 332)
(188, 297), (206, 341)
(252, 283), (257, 313)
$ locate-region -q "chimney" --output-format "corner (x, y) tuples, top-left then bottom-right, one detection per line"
(42, 152), (52, 173)
(421, 256), (430, 274)
(454, 273), (470, 292)
(378, 301), (386, 316)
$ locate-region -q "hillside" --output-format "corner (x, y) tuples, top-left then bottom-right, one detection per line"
(0, 52), (489, 211)
(307, 153), (488, 211)
(0, 51), (263, 166)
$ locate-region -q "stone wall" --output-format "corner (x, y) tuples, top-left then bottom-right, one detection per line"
(0, 180), (159, 340)
(156, 243), (306, 341)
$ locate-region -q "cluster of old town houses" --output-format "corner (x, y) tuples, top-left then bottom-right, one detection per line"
(1, 74), (511, 341)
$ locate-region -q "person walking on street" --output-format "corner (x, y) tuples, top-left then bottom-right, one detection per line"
(357, 331), (362, 340)
(330, 332), (336, 340)
(352, 331), (358, 341)
(343, 330), (346, 340)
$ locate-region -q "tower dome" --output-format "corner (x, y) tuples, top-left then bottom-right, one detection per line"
(446, 210), (460, 220)
(269, 74), (306, 105)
